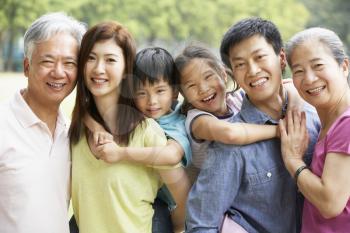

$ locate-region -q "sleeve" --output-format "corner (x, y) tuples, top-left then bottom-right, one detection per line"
(165, 117), (192, 167)
(326, 116), (350, 155)
(185, 109), (214, 143)
(185, 143), (243, 233)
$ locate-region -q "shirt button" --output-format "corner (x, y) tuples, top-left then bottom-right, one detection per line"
(267, 172), (272, 178)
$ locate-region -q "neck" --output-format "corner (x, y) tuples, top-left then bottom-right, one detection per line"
(94, 93), (119, 133)
(317, 88), (350, 132)
(22, 89), (59, 136)
(251, 84), (285, 120)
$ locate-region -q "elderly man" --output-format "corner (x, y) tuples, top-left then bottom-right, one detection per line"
(0, 12), (85, 233)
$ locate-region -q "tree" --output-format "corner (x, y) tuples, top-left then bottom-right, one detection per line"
(302, 0), (350, 50)
(1, 0), (311, 71)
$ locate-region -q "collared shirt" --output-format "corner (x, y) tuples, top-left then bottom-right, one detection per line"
(0, 91), (71, 233)
(185, 95), (320, 233)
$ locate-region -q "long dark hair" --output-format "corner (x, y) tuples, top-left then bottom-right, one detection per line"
(69, 21), (144, 146)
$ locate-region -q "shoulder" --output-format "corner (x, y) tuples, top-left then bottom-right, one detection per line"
(186, 108), (213, 121)
(133, 118), (167, 146)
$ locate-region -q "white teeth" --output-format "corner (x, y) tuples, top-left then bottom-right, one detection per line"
(92, 78), (106, 83)
(48, 82), (64, 88)
(308, 86), (324, 94)
(202, 94), (214, 102)
(251, 78), (267, 87)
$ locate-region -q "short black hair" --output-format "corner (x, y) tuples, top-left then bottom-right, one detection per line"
(220, 17), (283, 69)
(133, 47), (179, 90)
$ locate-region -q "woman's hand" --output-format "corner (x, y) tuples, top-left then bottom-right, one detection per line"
(279, 109), (309, 175)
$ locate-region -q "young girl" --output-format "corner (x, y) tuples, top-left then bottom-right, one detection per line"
(280, 27), (350, 233)
(174, 44), (302, 182)
(69, 22), (186, 233)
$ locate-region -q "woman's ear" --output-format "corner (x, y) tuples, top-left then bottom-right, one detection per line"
(341, 58), (349, 78)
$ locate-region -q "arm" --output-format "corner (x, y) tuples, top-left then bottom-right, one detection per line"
(95, 138), (184, 166)
(279, 110), (350, 218)
(297, 153), (350, 219)
(157, 167), (191, 233)
(85, 114), (184, 166)
(282, 79), (304, 110)
(186, 145), (242, 232)
(191, 114), (278, 145)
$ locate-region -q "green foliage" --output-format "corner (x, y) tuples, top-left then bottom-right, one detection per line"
(1, 0), (311, 71)
(301, 0), (350, 51)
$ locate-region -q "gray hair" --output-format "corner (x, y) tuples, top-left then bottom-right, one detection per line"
(24, 12), (86, 62)
(285, 27), (348, 67)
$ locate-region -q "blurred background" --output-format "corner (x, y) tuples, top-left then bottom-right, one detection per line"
(0, 0), (349, 113)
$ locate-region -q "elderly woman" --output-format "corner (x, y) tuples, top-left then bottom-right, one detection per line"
(280, 27), (350, 233)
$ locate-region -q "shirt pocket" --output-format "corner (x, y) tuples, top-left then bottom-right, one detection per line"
(242, 164), (289, 192)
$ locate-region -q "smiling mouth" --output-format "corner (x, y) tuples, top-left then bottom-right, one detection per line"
(250, 78), (268, 87)
(92, 78), (107, 84)
(47, 82), (65, 89)
(201, 93), (215, 102)
(307, 86), (326, 94)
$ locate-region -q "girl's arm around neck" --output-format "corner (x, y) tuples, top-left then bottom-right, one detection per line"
(191, 115), (278, 145)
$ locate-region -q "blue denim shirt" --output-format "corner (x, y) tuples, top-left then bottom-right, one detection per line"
(185, 95), (320, 233)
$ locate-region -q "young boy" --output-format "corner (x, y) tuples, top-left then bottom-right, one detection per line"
(86, 47), (191, 233)
(185, 17), (321, 233)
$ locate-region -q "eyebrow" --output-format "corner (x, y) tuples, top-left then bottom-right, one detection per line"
(291, 58), (322, 69)
(89, 51), (120, 58)
(41, 54), (77, 60)
(230, 48), (265, 61)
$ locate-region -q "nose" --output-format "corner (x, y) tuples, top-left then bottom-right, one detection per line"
(148, 94), (157, 105)
(304, 69), (317, 84)
(198, 80), (209, 95)
(52, 62), (66, 78)
(94, 59), (105, 74)
(248, 61), (261, 77)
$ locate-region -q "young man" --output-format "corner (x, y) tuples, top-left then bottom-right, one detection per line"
(0, 13), (86, 233)
(185, 17), (320, 233)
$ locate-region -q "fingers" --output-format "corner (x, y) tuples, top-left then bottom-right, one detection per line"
(279, 119), (287, 139)
(93, 132), (114, 145)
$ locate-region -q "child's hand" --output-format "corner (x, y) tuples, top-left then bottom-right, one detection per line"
(279, 110), (309, 174)
(93, 131), (114, 146)
(96, 141), (125, 163)
(88, 131), (125, 163)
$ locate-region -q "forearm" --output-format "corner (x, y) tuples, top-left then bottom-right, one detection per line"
(225, 123), (278, 145)
(120, 143), (183, 166)
(158, 168), (191, 232)
(296, 169), (339, 218)
(84, 114), (105, 132)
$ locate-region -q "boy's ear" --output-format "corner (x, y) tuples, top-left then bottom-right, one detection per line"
(279, 48), (287, 70)
(172, 88), (180, 100)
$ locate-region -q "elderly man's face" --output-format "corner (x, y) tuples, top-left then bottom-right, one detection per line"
(24, 33), (79, 107)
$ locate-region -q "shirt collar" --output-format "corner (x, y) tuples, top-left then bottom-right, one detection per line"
(10, 90), (68, 130)
(239, 92), (288, 125)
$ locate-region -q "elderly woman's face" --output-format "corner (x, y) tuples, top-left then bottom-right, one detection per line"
(290, 40), (349, 109)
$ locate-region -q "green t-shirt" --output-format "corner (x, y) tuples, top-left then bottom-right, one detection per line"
(72, 118), (168, 233)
